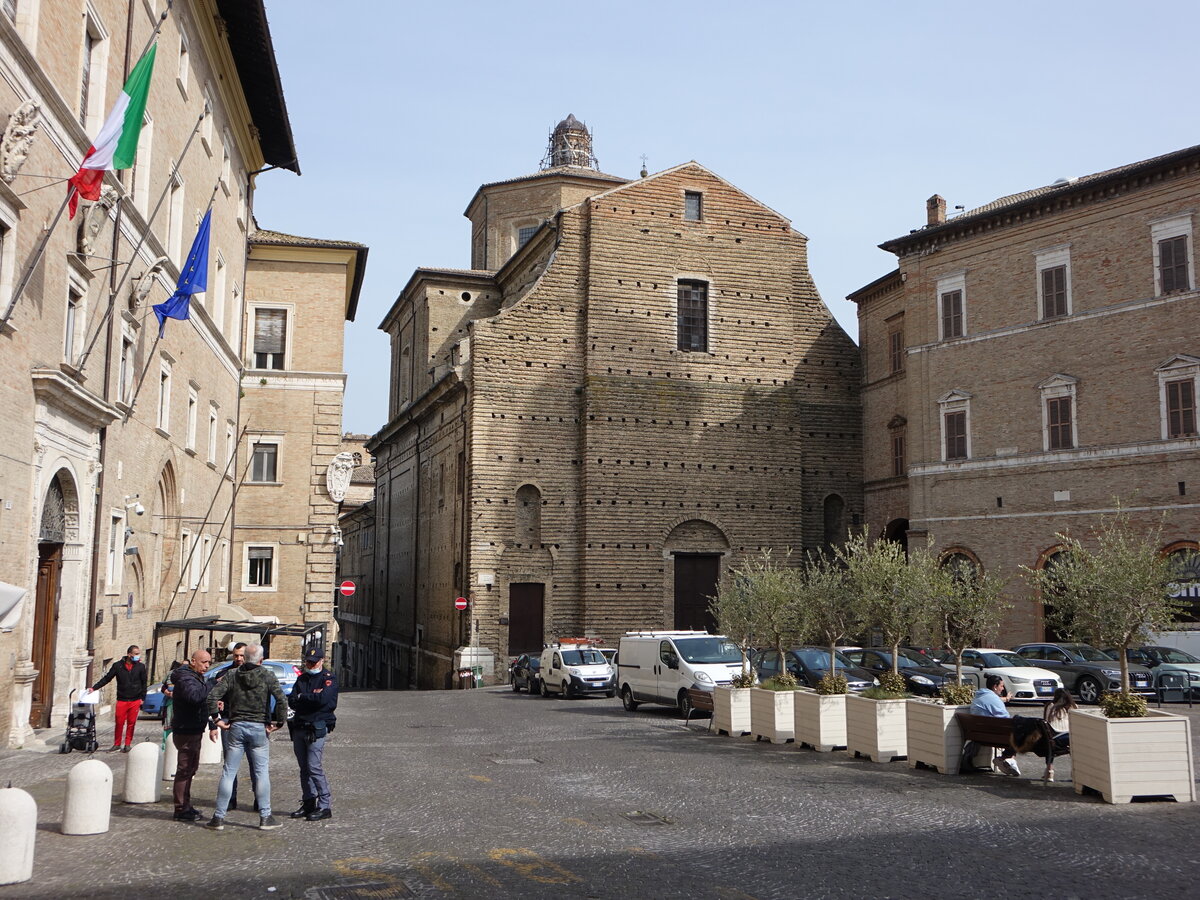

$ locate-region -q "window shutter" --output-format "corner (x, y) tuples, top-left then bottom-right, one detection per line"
(248, 547), (272, 560)
(254, 309), (287, 354)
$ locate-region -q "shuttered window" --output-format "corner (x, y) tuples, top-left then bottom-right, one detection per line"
(1046, 397), (1073, 450)
(1159, 235), (1190, 293)
(253, 308), (287, 369)
(1167, 379), (1197, 438)
(1041, 265), (1067, 318)
(940, 290), (963, 338)
(944, 411), (967, 460)
(247, 546), (273, 587)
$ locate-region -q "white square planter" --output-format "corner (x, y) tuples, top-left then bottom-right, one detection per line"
(749, 687), (795, 743)
(794, 690), (847, 751)
(845, 694), (908, 763)
(905, 700), (968, 775)
(713, 686), (752, 737)
(1070, 707), (1195, 804)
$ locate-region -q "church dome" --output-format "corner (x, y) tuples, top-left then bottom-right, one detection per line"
(545, 114), (597, 169)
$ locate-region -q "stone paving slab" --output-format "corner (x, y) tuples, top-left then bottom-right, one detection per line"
(0, 691), (1198, 899)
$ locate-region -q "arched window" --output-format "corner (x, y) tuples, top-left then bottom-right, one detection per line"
(823, 494), (846, 549)
(1037, 547), (1069, 641)
(515, 484), (541, 547)
(940, 548), (980, 584)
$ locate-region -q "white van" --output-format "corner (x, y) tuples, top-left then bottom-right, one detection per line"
(617, 631), (744, 716)
(539, 641), (616, 699)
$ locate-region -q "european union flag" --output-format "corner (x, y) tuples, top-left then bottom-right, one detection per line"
(153, 209), (210, 337)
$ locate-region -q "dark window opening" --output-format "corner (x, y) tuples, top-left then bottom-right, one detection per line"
(1160, 235), (1190, 293)
(677, 280), (708, 352)
(684, 191), (703, 221)
(944, 410), (967, 460)
(941, 289), (963, 338)
(1047, 397), (1073, 450)
(1041, 265), (1067, 318)
(1167, 379), (1197, 438)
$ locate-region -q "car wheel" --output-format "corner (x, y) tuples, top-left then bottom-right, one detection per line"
(678, 690), (692, 719)
(1077, 676), (1103, 704)
(606, 690), (616, 698)
(561, 681), (571, 699)
(512, 677), (521, 693)
(621, 685), (640, 711)
(532, 678), (542, 696)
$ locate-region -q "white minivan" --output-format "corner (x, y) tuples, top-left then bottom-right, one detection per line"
(617, 631), (744, 716)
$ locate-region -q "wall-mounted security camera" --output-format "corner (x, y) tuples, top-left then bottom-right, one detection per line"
(124, 494), (145, 516)
(132, 501), (145, 516)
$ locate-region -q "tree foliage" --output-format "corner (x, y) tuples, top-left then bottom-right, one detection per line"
(929, 559), (1010, 685)
(712, 549), (803, 682)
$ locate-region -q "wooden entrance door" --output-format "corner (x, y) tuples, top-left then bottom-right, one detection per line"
(508, 583), (545, 655)
(30, 543), (62, 729)
(673, 554), (720, 632)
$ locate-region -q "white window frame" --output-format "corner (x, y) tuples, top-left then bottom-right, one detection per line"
(179, 529), (191, 592)
(219, 130), (232, 192)
(200, 84), (215, 154)
(247, 436), (282, 484)
(200, 534), (212, 591)
(185, 385), (198, 450)
(0, 190), (21, 318)
(248, 302), (294, 371)
(105, 509), (125, 594)
(157, 358), (172, 433)
(166, 167), (185, 263)
(1037, 373), (1079, 451)
(218, 538), (229, 592)
(64, 280), (85, 364)
(207, 404), (218, 464)
(118, 326), (135, 405)
(131, 113), (153, 217)
(80, 5), (110, 134)
(938, 389), (973, 461)
(1151, 213), (1194, 296)
(1035, 245), (1072, 320)
(1156, 354), (1200, 440)
(936, 272), (966, 340)
(176, 30), (189, 97)
(242, 542), (278, 592)
(212, 250), (226, 334)
(225, 421), (235, 472)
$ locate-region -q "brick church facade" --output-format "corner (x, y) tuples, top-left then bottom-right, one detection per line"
(366, 117), (862, 689)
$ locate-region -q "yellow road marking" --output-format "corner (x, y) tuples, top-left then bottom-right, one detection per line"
(488, 847), (581, 884)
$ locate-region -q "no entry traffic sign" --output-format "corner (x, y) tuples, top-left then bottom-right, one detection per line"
(339, 580), (356, 597)
(454, 596), (468, 611)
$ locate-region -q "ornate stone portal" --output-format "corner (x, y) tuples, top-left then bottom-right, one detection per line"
(1, 100), (42, 184)
(325, 452), (356, 503)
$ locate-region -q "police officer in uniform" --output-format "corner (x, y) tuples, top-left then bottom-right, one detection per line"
(287, 647), (338, 821)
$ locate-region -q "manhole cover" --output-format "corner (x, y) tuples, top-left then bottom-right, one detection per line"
(490, 758), (539, 765)
(306, 883), (413, 899)
(622, 810), (672, 825)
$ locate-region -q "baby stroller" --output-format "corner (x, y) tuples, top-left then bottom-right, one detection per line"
(59, 689), (99, 754)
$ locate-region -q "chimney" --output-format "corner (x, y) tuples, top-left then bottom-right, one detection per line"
(927, 194), (946, 226)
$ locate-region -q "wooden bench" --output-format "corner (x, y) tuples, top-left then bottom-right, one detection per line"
(684, 688), (714, 730)
(955, 712), (1058, 772)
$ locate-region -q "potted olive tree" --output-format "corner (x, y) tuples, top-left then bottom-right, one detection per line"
(839, 531), (929, 763)
(1027, 511), (1196, 803)
(708, 563), (760, 737)
(742, 551), (804, 744)
(793, 551), (861, 752)
(908, 560), (1008, 775)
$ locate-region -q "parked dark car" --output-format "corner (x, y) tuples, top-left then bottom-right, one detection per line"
(841, 648), (961, 697)
(1012, 642), (1155, 703)
(509, 654), (542, 694)
(751, 648), (876, 691)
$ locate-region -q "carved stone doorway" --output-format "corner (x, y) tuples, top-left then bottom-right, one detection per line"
(30, 475), (69, 729)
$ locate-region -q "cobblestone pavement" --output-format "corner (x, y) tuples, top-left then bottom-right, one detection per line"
(1, 689), (1198, 900)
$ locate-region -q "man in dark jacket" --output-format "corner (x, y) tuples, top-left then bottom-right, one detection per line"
(205, 644), (287, 831)
(287, 647), (339, 821)
(169, 649), (216, 821)
(92, 644), (148, 751)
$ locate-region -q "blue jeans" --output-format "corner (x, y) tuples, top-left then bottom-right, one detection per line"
(291, 727), (331, 810)
(215, 722), (272, 818)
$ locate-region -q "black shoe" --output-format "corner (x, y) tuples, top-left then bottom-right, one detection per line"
(205, 815), (225, 831)
(258, 815), (281, 831)
(306, 808), (332, 822)
(173, 809), (203, 822)
(106, 744), (121, 752)
(121, 745), (131, 753)
(228, 799), (238, 811)
(289, 801), (316, 819)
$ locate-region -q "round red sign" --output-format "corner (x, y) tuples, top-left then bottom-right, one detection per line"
(339, 580), (356, 597)
(454, 596), (468, 611)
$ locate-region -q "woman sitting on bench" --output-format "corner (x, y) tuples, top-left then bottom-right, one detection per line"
(1041, 688), (1075, 782)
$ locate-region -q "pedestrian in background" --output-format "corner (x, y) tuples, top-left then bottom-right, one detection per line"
(287, 647), (339, 821)
(206, 643), (287, 831)
(169, 649), (217, 821)
(92, 644), (147, 752)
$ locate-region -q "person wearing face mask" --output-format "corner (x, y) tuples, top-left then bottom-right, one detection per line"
(92, 644), (148, 751)
(287, 647), (339, 821)
(215, 643), (257, 811)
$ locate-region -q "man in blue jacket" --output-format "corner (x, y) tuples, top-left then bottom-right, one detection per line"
(969, 674), (1020, 776)
(287, 647), (338, 821)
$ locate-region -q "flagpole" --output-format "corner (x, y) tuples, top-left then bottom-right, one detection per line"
(75, 108), (208, 373)
(0, 4), (174, 332)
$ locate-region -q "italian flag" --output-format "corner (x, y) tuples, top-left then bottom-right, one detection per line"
(68, 44), (156, 218)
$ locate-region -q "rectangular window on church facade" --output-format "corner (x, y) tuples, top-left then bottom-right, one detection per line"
(677, 280), (708, 352)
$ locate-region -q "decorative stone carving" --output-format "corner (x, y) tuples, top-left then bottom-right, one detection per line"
(325, 452), (356, 503)
(1, 100), (43, 184)
(79, 186), (119, 257)
(131, 256), (170, 310)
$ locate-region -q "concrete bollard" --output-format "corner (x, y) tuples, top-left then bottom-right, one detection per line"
(163, 735), (178, 781)
(63, 759), (112, 835)
(0, 788), (36, 884)
(199, 730), (223, 765)
(123, 742), (162, 803)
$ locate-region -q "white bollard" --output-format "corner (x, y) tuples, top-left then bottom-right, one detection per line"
(123, 742), (162, 803)
(199, 730), (223, 765)
(0, 788), (36, 884)
(62, 759), (112, 835)
(163, 735), (179, 781)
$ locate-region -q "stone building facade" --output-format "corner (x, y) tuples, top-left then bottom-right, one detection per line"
(0, 0), (298, 745)
(234, 229), (367, 659)
(853, 144), (1200, 641)
(369, 117), (862, 689)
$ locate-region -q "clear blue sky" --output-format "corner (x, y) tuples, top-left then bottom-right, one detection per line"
(253, 0), (1200, 435)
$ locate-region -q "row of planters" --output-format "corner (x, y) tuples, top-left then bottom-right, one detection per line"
(707, 513), (1196, 804)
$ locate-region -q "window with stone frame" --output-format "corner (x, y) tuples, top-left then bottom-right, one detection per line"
(1046, 396), (1074, 450)
(944, 411), (967, 460)
(250, 441), (278, 482)
(1159, 235), (1190, 293)
(676, 280), (708, 352)
(940, 289), (963, 339)
(1041, 265), (1068, 318)
(888, 324), (904, 374)
(891, 429), (906, 477)
(246, 546), (274, 587)
(516, 224), (539, 250)
(1167, 379), (1197, 438)
(253, 308), (287, 369)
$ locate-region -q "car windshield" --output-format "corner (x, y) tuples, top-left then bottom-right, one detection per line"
(676, 638), (741, 664)
(795, 649), (852, 669)
(561, 649), (606, 666)
(1064, 645), (1114, 662)
(1156, 648), (1200, 664)
(897, 650), (932, 667)
(982, 652), (1031, 667)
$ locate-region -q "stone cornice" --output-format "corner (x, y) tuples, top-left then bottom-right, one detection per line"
(31, 368), (120, 428)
